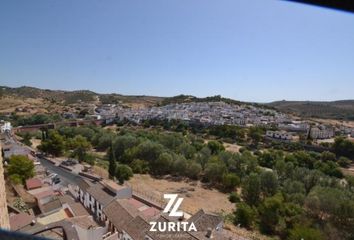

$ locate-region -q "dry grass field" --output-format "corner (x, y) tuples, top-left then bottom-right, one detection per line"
(224, 142), (242, 153)
(127, 174), (234, 215)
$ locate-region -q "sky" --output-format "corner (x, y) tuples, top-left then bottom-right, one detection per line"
(1, 0), (354, 102)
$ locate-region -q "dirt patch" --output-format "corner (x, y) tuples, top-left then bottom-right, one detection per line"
(341, 164), (354, 177)
(92, 165), (109, 179)
(31, 138), (42, 150)
(224, 143), (242, 153)
(204, 139), (242, 154)
(225, 223), (272, 240)
(128, 174), (234, 215)
(311, 118), (354, 128)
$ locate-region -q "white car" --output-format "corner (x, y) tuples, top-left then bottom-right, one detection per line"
(48, 173), (58, 179)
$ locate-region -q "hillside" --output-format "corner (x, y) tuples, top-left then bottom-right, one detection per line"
(269, 100), (354, 120)
(3, 86), (354, 121)
(159, 94), (268, 109)
(0, 86), (260, 116)
(0, 86), (165, 115)
(159, 94), (242, 106)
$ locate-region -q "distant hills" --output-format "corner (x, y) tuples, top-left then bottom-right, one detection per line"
(1, 86), (354, 120)
(268, 100), (354, 120)
(0, 85), (164, 107)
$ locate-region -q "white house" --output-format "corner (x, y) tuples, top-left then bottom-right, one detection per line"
(0, 121), (11, 133)
(76, 177), (132, 222)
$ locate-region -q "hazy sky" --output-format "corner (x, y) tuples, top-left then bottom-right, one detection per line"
(1, 0), (354, 102)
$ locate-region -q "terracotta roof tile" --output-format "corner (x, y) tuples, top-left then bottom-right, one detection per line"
(9, 213), (34, 231)
(25, 178), (42, 190)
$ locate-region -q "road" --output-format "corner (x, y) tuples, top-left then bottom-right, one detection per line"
(39, 157), (80, 186)
(3, 131), (81, 187)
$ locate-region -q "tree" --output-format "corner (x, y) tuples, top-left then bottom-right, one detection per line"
(112, 135), (140, 163)
(158, 132), (184, 151)
(242, 151), (259, 174)
(178, 143), (196, 159)
(7, 155), (35, 184)
(248, 126), (264, 144)
(332, 137), (354, 159)
(242, 173), (261, 206)
(130, 159), (149, 174)
(152, 152), (173, 176)
(185, 161), (202, 179)
(108, 146), (117, 179)
(38, 130), (65, 156)
(21, 132), (32, 147)
(129, 141), (164, 165)
(305, 186), (354, 228)
(320, 151), (336, 162)
(292, 151), (316, 169)
(207, 140), (225, 155)
(288, 226), (324, 240)
(115, 164), (133, 184)
(96, 133), (114, 151)
(171, 155), (188, 176)
(258, 193), (284, 234)
(283, 180), (306, 204)
(258, 150), (283, 168)
(195, 147), (211, 170)
(260, 171), (279, 197)
(222, 173), (240, 192)
(234, 202), (256, 229)
(204, 157), (227, 184)
(70, 135), (91, 162)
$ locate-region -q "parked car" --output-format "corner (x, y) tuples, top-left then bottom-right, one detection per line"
(52, 177), (61, 185)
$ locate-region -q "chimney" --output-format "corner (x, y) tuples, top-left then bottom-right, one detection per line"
(205, 228), (213, 238)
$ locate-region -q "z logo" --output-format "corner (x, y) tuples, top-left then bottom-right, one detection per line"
(163, 194), (184, 217)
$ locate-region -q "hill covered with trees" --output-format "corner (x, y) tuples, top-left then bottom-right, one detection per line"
(268, 100), (354, 120)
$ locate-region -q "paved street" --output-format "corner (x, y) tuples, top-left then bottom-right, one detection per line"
(39, 157), (80, 187)
(3, 132), (81, 187)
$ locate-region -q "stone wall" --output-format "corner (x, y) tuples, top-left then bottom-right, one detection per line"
(0, 146), (10, 229)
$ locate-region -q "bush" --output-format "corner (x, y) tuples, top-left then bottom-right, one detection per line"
(186, 162), (202, 179)
(130, 159), (149, 174)
(9, 174), (22, 184)
(338, 156), (351, 168)
(234, 202), (256, 229)
(229, 192), (240, 203)
(115, 164), (133, 184)
(288, 226), (324, 240)
(222, 173), (240, 192)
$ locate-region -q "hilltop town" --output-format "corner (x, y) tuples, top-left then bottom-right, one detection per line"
(1, 87), (354, 240)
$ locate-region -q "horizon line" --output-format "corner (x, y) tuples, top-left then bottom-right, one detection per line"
(2, 84), (354, 103)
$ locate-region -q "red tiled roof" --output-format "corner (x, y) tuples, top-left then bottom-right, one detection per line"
(128, 198), (144, 208)
(140, 206), (160, 218)
(25, 178), (42, 190)
(9, 213), (34, 231)
(34, 189), (55, 200)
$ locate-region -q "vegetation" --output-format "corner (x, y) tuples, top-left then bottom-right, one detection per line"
(332, 137), (354, 160)
(10, 113), (62, 127)
(115, 164), (133, 184)
(7, 155), (35, 184)
(35, 124), (354, 239)
(269, 100), (354, 120)
(20, 132), (32, 146)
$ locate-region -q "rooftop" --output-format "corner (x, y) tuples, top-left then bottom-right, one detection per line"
(25, 178), (42, 190)
(9, 213), (34, 231)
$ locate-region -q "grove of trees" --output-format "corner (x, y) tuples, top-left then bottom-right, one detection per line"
(36, 124), (354, 239)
